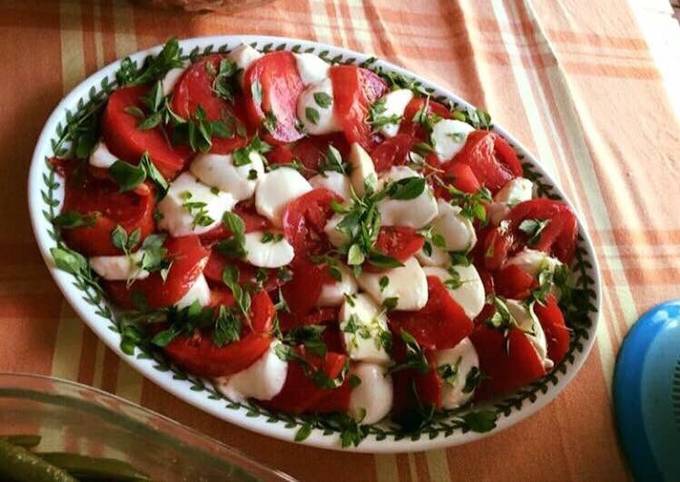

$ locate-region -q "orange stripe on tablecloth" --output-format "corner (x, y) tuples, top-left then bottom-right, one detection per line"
(77, 327), (98, 386)
(413, 452), (430, 481)
(101, 347), (121, 393)
(99, 0), (118, 62)
(396, 453), (412, 482)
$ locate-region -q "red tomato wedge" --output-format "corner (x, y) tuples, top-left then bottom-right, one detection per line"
(104, 236), (209, 309)
(60, 167), (155, 257)
(163, 290), (275, 378)
(198, 202), (270, 244)
(243, 51), (304, 144)
(533, 294), (570, 364)
(265, 349), (349, 414)
(479, 225), (514, 272)
(364, 226), (424, 272)
(102, 85), (191, 180)
(452, 130), (522, 193)
(282, 188), (343, 256)
(203, 251), (281, 292)
(435, 162), (481, 197)
(469, 324), (546, 400)
(370, 133), (414, 173)
(391, 341), (443, 419)
(494, 264), (537, 300)
(330, 65), (388, 149)
(389, 276), (473, 350)
(266, 134), (350, 176)
(507, 199), (578, 264)
(400, 97), (451, 141)
(279, 258), (332, 319)
(278, 306), (339, 332)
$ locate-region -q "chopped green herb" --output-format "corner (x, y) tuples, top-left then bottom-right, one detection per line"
(53, 211), (97, 229)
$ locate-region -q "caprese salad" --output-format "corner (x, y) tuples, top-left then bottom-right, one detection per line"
(50, 39), (578, 442)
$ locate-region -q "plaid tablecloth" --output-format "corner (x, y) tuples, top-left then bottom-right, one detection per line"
(3, 0), (680, 480)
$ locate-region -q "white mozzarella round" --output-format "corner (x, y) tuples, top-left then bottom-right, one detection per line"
(339, 293), (391, 364)
(175, 274), (211, 309)
(227, 44), (263, 82)
(190, 151), (264, 202)
(158, 172), (237, 237)
(377, 166), (438, 229)
(294, 53), (330, 86)
(505, 299), (553, 370)
(348, 143), (377, 197)
(215, 341), (288, 402)
(317, 263), (358, 307)
(89, 140), (118, 169)
(348, 363), (393, 424)
(431, 199), (477, 252)
(161, 67), (186, 97)
(422, 265), (485, 320)
(494, 177), (534, 206)
(431, 119), (475, 162)
(297, 78), (341, 136)
(434, 338), (479, 409)
(324, 213), (351, 248)
(89, 251), (149, 281)
(242, 231), (295, 268)
(415, 244), (450, 267)
(309, 172), (352, 200)
(375, 89), (414, 138)
(505, 248), (562, 277)
(357, 257), (428, 311)
(255, 167), (312, 227)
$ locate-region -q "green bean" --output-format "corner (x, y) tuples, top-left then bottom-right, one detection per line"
(0, 439), (77, 482)
(0, 434), (42, 449)
(38, 452), (151, 481)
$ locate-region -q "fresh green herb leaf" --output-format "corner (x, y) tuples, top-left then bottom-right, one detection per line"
(53, 211), (97, 229)
(313, 91), (332, 108)
(386, 176), (426, 200)
(461, 410), (497, 433)
(216, 211), (247, 258)
(213, 305), (241, 346)
(109, 160), (146, 192)
(305, 107), (320, 125)
(50, 246), (88, 275)
(518, 218), (550, 246)
(379, 275), (389, 292)
(116, 37), (184, 86)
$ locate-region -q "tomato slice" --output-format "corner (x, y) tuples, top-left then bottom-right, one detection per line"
(60, 166), (155, 257)
(391, 341), (443, 421)
(494, 264), (537, 300)
(400, 97), (451, 141)
(278, 306), (339, 332)
(507, 199), (578, 264)
(364, 226), (423, 272)
(330, 65), (388, 149)
(478, 225), (514, 272)
(389, 276), (473, 350)
(434, 162), (481, 197)
(104, 235), (209, 309)
(163, 290), (275, 377)
(102, 85), (191, 180)
(198, 201), (270, 244)
(469, 324), (546, 400)
(533, 294), (570, 364)
(267, 134), (350, 176)
(282, 188), (342, 256)
(370, 133), (414, 173)
(264, 348), (349, 414)
(243, 51), (304, 144)
(452, 130), (522, 193)
(279, 258), (332, 319)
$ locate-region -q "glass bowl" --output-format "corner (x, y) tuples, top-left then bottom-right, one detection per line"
(0, 373), (295, 481)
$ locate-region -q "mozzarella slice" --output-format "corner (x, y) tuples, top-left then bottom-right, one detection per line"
(431, 199), (477, 252)
(242, 231), (294, 268)
(357, 257), (428, 311)
(214, 341), (288, 402)
(348, 363), (393, 424)
(422, 265), (485, 319)
(175, 274), (211, 309)
(89, 251), (149, 281)
(317, 263), (358, 307)
(415, 244), (450, 267)
(158, 172), (236, 237)
(431, 119), (475, 162)
(505, 248), (562, 277)
(434, 338), (480, 409)
(505, 299), (553, 370)
(309, 172), (352, 200)
(294, 53), (330, 86)
(377, 166), (438, 229)
(190, 151), (265, 202)
(348, 143), (377, 197)
(297, 78), (341, 136)
(227, 44), (263, 79)
(89, 140), (118, 169)
(324, 213), (351, 248)
(494, 177), (533, 206)
(339, 293), (391, 364)
(374, 89), (414, 138)
(255, 167), (312, 227)
(161, 67), (186, 97)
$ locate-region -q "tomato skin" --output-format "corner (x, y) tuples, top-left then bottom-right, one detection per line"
(243, 51), (304, 144)
(60, 167), (155, 257)
(104, 236), (209, 309)
(469, 324), (546, 400)
(278, 306), (339, 332)
(400, 97), (451, 141)
(172, 55), (227, 120)
(198, 202), (270, 245)
(203, 251), (282, 293)
(437, 162), (481, 196)
(391, 341), (442, 422)
(388, 276), (473, 350)
(453, 130), (521, 193)
(364, 226), (424, 273)
(163, 290), (275, 377)
(494, 264), (537, 300)
(533, 294), (570, 364)
(103, 85), (191, 180)
(370, 133), (414, 173)
(280, 258), (332, 318)
(282, 188), (343, 256)
(480, 226), (514, 271)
